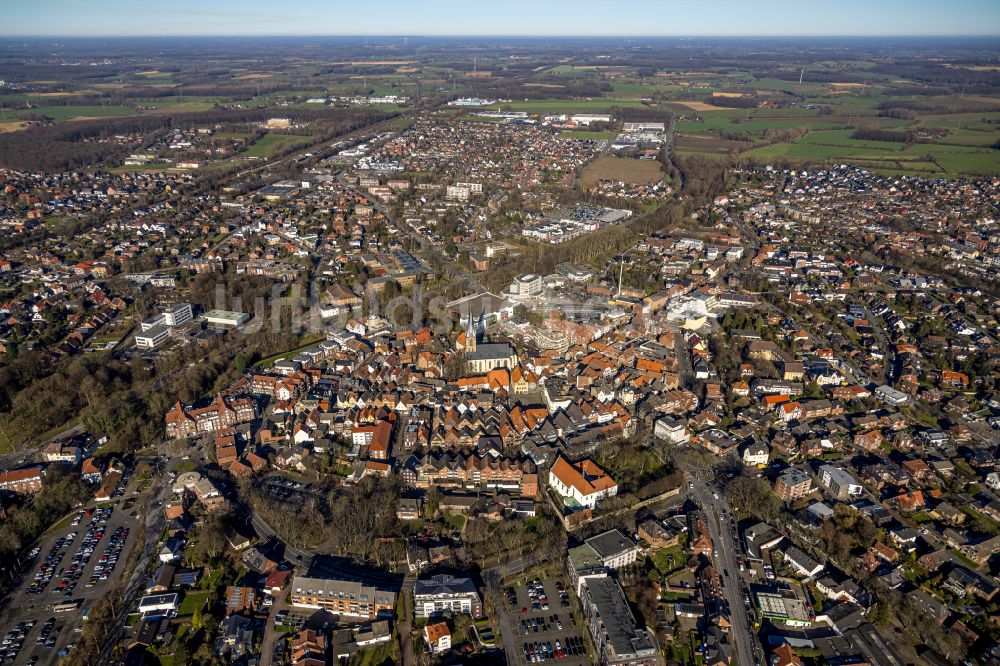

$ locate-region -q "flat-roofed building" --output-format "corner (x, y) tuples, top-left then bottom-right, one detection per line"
(775, 467), (814, 502)
(163, 303), (193, 326)
(584, 529), (639, 569)
(818, 465), (863, 500)
(654, 416), (689, 444)
(135, 324), (171, 349)
(580, 577), (657, 666)
(202, 309), (250, 328)
(138, 593), (179, 617)
(754, 586), (814, 627)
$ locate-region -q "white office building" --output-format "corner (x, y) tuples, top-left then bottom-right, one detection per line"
(162, 303), (193, 326)
(135, 325), (171, 349)
(510, 274), (543, 297)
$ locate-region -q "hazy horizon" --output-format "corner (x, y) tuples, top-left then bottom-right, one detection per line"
(4, 0), (1000, 38)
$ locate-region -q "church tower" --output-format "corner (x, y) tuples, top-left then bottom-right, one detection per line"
(465, 307), (477, 353)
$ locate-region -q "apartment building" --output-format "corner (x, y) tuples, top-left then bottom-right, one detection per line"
(0, 467), (45, 494)
(580, 577), (657, 666)
(774, 467), (814, 502)
(290, 576), (395, 619)
(413, 575), (483, 619)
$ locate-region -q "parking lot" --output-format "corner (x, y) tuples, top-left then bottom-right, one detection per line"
(500, 578), (590, 666)
(0, 472), (142, 665)
(261, 475), (313, 501)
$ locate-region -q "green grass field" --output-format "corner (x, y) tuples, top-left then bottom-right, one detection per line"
(134, 97), (221, 113)
(0, 105), (136, 122)
(243, 133), (311, 158)
(609, 81), (678, 96)
(675, 115), (906, 137)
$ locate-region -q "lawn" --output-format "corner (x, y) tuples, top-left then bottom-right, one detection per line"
(610, 82), (662, 96)
(674, 147), (733, 160)
(350, 640), (397, 666)
(178, 590), (210, 616)
(674, 115), (904, 137)
(108, 163), (176, 174)
(580, 155), (664, 185)
(243, 133), (312, 158)
(651, 543), (688, 576)
(674, 134), (747, 157)
(444, 513), (467, 531)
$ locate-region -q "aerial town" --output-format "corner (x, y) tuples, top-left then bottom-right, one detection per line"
(0, 13), (998, 666)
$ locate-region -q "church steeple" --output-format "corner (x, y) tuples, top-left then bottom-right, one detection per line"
(465, 305), (477, 353)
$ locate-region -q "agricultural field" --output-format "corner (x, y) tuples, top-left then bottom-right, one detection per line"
(0, 105), (136, 122)
(580, 155), (664, 185)
(0, 121), (31, 132)
(486, 98), (650, 114)
(674, 134), (750, 159)
(740, 129), (1000, 176)
(610, 81), (678, 96)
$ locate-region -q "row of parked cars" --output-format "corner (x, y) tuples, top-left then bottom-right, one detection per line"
(89, 526), (129, 586)
(36, 616), (59, 651)
(56, 507), (114, 598)
(523, 636), (584, 662)
(521, 614), (564, 635)
(527, 580), (549, 612)
(0, 620), (35, 663)
(27, 532), (73, 595)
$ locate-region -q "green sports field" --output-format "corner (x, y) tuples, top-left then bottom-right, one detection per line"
(242, 133), (312, 158)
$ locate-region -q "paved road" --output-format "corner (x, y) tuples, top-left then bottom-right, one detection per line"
(240, 506), (404, 589)
(675, 328), (692, 388)
(395, 572), (416, 666)
(243, 508), (313, 565)
(861, 305), (892, 385)
(483, 550), (545, 582)
(687, 475), (761, 666)
(258, 590), (287, 666)
(94, 475), (171, 666)
(0, 423), (85, 468)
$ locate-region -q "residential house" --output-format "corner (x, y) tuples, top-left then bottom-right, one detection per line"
(424, 622), (451, 654)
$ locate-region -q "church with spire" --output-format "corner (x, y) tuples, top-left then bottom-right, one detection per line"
(461, 308), (517, 373)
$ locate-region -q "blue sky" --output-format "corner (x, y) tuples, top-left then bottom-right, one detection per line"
(3, 0), (999, 37)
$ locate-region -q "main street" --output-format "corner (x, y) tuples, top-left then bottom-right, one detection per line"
(687, 475), (761, 666)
